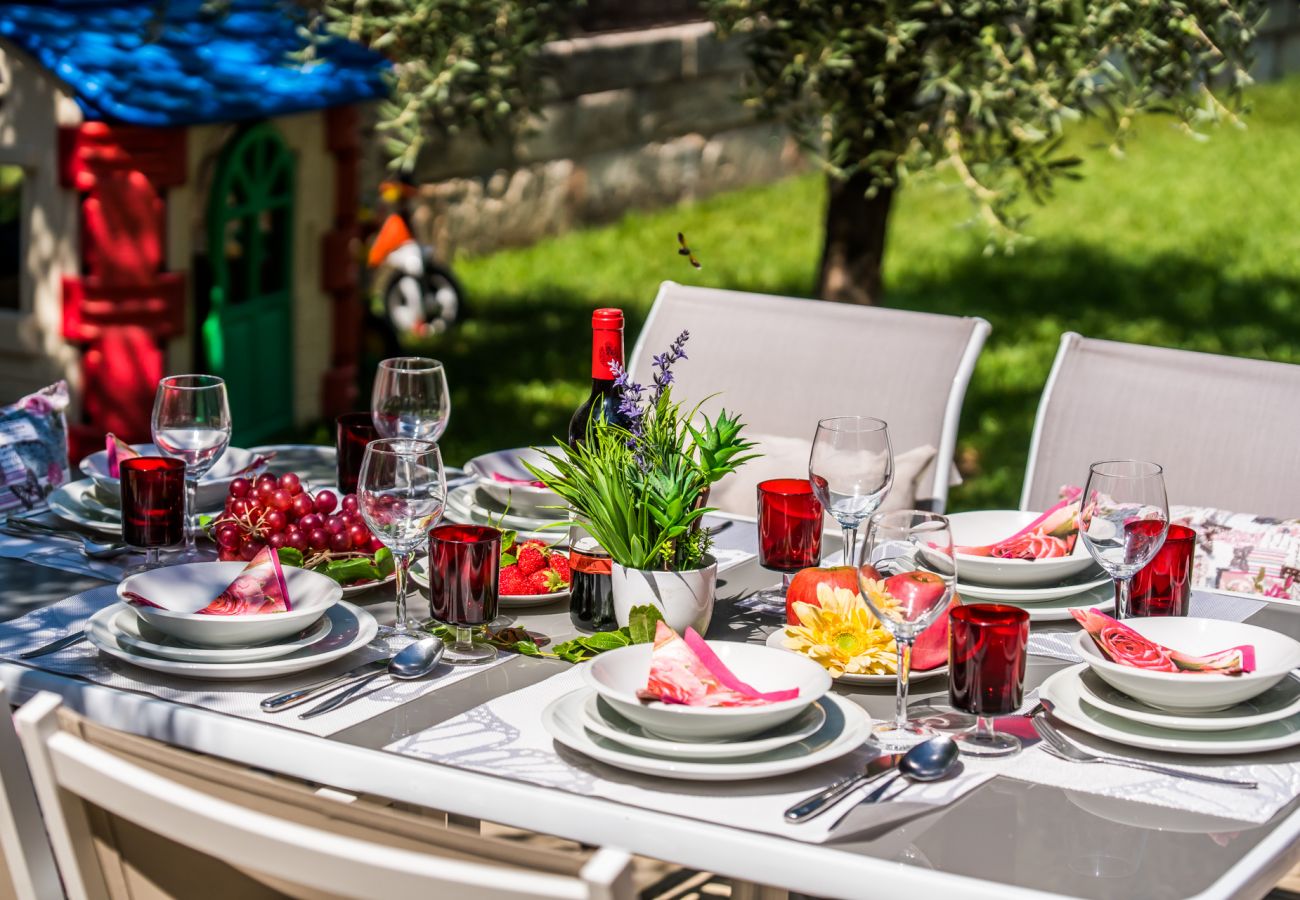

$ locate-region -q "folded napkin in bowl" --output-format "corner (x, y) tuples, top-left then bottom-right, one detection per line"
(125, 547), (292, 615)
(955, 487), (1082, 560)
(230, 451), (276, 477)
(104, 434), (141, 478)
(1072, 607), (1255, 675)
(637, 620), (799, 707)
(489, 472), (546, 488)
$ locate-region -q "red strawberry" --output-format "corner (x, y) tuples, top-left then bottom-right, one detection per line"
(530, 569), (567, 594)
(548, 554), (571, 585)
(516, 542), (547, 576)
(499, 565), (530, 596)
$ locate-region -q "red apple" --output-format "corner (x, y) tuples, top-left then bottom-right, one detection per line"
(785, 564), (879, 625)
(913, 595), (961, 671)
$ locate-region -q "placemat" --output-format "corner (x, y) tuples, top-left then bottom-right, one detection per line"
(0, 586), (505, 738)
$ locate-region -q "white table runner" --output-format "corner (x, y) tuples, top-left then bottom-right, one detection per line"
(0, 586), (506, 737)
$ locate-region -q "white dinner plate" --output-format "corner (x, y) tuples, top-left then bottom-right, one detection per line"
(444, 485), (567, 543)
(110, 606), (333, 663)
(1075, 667), (1300, 733)
(1039, 665), (1300, 755)
(409, 559), (569, 609)
(957, 569), (1111, 603)
(86, 600), (378, 681)
(763, 630), (949, 684)
(990, 582), (1115, 622)
(247, 445), (466, 495)
(581, 693), (827, 760)
(339, 573), (397, 597)
(49, 479), (129, 534)
(543, 688), (871, 781)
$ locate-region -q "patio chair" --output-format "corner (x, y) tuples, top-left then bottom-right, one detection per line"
(1021, 333), (1300, 517)
(629, 282), (990, 514)
(15, 692), (634, 900)
(0, 686), (62, 900)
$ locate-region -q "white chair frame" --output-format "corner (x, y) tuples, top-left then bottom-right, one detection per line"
(15, 692), (633, 900)
(0, 685), (61, 899)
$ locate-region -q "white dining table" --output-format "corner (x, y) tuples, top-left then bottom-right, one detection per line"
(2, 522), (1300, 900)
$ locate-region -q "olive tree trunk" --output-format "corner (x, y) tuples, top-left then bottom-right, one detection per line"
(816, 173), (894, 306)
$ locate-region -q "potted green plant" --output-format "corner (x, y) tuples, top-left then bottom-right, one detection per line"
(528, 331), (757, 633)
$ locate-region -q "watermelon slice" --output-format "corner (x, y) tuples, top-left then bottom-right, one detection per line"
(200, 546), (292, 615)
(105, 434), (142, 478)
(636, 620), (799, 707)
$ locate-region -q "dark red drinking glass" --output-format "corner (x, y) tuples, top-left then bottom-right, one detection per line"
(119, 457), (185, 571)
(336, 412), (379, 495)
(757, 478), (823, 588)
(1129, 524), (1196, 617)
(429, 524), (500, 666)
(948, 603), (1029, 757)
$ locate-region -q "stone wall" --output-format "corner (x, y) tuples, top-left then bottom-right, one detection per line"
(405, 21), (802, 258)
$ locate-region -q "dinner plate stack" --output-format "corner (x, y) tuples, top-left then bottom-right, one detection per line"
(448, 447), (571, 544)
(541, 641), (872, 781)
(1039, 618), (1300, 755)
(948, 510), (1113, 621)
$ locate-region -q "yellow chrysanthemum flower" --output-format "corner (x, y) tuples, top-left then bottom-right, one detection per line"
(782, 583), (899, 677)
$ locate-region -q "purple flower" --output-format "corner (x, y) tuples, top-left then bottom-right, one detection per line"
(650, 330), (689, 403)
(609, 362), (646, 441)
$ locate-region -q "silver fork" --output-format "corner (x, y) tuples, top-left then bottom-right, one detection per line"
(1, 521), (128, 559)
(1031, 713), (1257, 788)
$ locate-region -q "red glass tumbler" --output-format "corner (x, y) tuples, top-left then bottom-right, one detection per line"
(757, 479), (823, 589)
(119, 457), (185, 572)
(429, 524), (501, 666)
(336, 412), (380, 495)
(1129, 524), (1196, 617)
(948, 603), (1029, 758)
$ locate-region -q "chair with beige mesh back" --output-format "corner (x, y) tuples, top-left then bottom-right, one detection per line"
(1021, 332), (1300, 516)
(628, 282), (990, 515)
(14, 692), (634, 900)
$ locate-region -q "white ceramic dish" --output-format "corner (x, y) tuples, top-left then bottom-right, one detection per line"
(1039, 665), (1300, 755)
(543, 688), (871, 781)
(339, 573), (397, 597)
(49, 480), (130, 534)
(443, 486), (563, 545)
(85, 600), (377, 681)
(582, 641), (831, 742)
(762, 630), (949, 684)
(464, 447), (565, 517)
(1072, 617), (1300, 712)
(408, 559), (569, 609)
(117, 562), (341, 648)
(81, 444), (261, 511)
(958, 569), (1111, 603)
(949, 510), (1098, 587)
(992, 582), (1115, 622)
(1075, 666), (1300, 733)
(582, 692), (827, 759)
(110, 605), (332, 663)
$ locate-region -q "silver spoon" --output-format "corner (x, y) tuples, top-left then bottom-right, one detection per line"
(299, 637), (444, 720)
(1, 522), (129, 559)
(860, 735), (960, 804)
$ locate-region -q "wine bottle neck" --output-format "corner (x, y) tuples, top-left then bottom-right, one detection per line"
(592, 329), (623, 380)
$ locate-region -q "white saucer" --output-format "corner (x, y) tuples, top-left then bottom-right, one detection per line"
(581, 692), (827, 759)
(86, 600), (378, 681)
(543, 688), (871, 781)
(1039, 665), (1300, 755)
(989, 583), (1115, 622)
(763, 630), (948, 684)
(409, 559), (569, 609)
(339, 573), (397, 597)
(958, 570), (1111, 603)
(111, 606), (332, 663)
(445, 485), (565, 543)
(1075, 667), (1300, 733)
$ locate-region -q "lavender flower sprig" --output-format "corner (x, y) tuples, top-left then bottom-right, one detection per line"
(609, 361), (646, 442)
(650, 330), (689, 404)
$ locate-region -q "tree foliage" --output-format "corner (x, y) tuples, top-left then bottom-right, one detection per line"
(704, 0), (1266, 245)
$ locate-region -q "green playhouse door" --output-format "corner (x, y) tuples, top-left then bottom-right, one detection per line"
(203, 123), (295, 445)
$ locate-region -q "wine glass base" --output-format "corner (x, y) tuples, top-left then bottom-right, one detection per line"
(444, 642), (497, 666)
(375, 621), (426, 648)
(869, 720), (938, 752)
(954, 728), (1021, 758)
(121, 559), (165, 577)
(169, 546), (206, 564)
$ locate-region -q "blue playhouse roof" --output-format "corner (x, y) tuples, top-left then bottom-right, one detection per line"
(0, 0), (389, 126)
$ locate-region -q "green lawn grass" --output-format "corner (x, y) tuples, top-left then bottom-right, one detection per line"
(416, 76), (1300, 511)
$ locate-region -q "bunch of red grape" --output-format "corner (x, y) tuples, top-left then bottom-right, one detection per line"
(212, 473), (383, 563)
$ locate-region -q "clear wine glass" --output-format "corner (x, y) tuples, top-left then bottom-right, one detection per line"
(151, 374), (231, 561)
(857, 509), (956, 749)
(371, 357), (451, 441)
(357, 438), (446, 641)
(809, 416), (892, 565)
(1079, 460), (1169, 619)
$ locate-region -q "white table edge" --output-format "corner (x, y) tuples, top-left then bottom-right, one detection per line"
(0, 661), (1097, 900)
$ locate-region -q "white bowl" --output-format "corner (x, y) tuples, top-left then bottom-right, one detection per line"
(464, 447), (565, 516)
(1072, 617), (1300, 712)
(950, 510), (1098, 587)
(81, 444), (261, 511)
(581, 641), (831, 742)
(117, 562), (340, 648)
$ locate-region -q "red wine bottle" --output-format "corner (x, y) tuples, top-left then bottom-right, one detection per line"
(567, 308), (629, 631)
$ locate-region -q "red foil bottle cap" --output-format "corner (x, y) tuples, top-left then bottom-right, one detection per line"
(593, 308), (623, 328)
(591, 308), (625, 379)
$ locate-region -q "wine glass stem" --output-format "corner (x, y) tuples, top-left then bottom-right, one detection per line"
(781, 571), (796, 590)
(454, 625), (475, 650)
(145, 547), (159, 569)
(976, 715), (997, 742)
(183, 478), (198, 554)
(842, 524), (858, 566)
(1115, 576), (1133, 619)
(893, 637), (913, 731)
(393, 551), (412, 630)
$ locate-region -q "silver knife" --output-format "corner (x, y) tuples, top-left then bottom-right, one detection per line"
(20, 632), (87, 659)
(298, 670), (388, 720)
(785, 752), (901, 823)
(260, 658), (391, 712)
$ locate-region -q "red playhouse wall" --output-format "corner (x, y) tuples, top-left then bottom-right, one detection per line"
(321, 105), (364, 421)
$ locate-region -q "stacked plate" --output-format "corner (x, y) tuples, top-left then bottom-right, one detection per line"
(1040, 618), (1300, 754)
(89, 562), (377, 680)
(948, 511), (1113, 621)
(454, 448), (569, 543)
(541, 641), (872, 781)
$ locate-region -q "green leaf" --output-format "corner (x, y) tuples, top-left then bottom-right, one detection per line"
(500, 554), (517, 567)
(374, 547), (395, 577)
(580, 631), (632, 651)
(320, 556), (382, 585)
(628, 604), (665, 644)
(276, 547), (305, 568)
